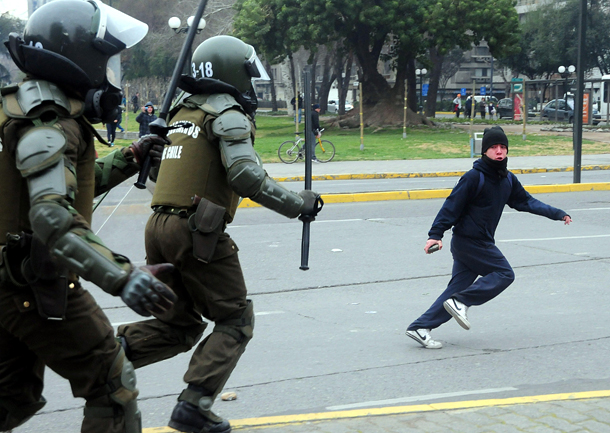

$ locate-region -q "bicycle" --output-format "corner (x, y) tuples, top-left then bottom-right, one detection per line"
(278, 129), (335, 164)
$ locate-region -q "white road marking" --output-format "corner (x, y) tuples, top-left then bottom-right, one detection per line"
(498, 234), (610, 243)
(110, 311), (285, 327)
(326, 387), (518, 411)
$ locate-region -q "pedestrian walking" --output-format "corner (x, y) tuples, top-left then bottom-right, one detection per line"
(406, 126), (572, 349)
(453, 94), (462, 118)
(116, 35), (322, 433)
(0, 2), (176, 432)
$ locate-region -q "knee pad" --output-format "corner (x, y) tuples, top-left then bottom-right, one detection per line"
(213, 299), (254, 343)
(0, 396), (46, 431)
(84, 349), (141, 433)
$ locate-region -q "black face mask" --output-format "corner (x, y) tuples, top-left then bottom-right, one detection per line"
(482, 154), (509, 178)
(84, 85), (122, 124)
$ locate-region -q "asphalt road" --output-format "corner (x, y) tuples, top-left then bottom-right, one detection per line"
(11, 179), (610, 432)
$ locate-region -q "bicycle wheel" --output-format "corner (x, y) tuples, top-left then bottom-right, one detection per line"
(315, 140), (335, 162)
(278, 141), (300, 163)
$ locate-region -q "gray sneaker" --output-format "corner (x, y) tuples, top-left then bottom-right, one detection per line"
(406, 329), (442, 349)
(443, 298), (470, 330)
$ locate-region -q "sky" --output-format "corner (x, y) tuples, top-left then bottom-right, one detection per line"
(0, 0), (28, 20)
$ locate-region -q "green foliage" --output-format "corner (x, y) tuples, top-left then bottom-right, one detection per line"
(502, 0), (610, 77)
(0, 12), (25, 57)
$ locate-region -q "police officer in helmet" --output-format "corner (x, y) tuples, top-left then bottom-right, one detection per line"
(116, 35), (322, 433)
(0, 1), (177, 432)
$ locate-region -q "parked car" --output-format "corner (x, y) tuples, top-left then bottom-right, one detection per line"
(540, 99), (601, 125)
(496, 98), (537, 119)
(327, 100), (353, 114)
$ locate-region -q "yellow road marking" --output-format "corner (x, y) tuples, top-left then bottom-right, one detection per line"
(143, 389), (610, 432)
(238, 182), (610, 208)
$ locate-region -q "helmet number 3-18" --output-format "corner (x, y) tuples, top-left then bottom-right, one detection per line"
(193, 62), (214, 78)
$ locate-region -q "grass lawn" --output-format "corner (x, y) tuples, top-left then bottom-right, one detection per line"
(95, 111), (610, 163)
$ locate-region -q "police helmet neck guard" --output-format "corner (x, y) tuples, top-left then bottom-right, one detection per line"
(5, 0), (148, 123)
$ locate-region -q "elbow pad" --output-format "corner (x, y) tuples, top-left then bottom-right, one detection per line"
(16, 126), (68, 203)
(227, 161), (304, 218)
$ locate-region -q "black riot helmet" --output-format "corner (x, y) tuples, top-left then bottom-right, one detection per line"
(5, 0), (148, 122)
(190, 35), (270, 94)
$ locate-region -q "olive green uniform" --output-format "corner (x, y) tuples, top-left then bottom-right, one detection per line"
(117, 93), (305, 402)
(0, 80), (143, 433)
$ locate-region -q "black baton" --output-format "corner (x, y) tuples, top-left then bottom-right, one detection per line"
(134, 0), (209, 189)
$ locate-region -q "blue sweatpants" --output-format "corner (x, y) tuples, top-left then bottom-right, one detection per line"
(408, 235), (515, 331)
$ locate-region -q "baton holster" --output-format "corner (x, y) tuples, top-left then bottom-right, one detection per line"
(188, 197), (227, 263)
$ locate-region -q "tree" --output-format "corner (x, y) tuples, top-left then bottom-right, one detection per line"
(0, 12), (25, 85)
(235, 0), (521, 125)
(502, 0), (610, 78)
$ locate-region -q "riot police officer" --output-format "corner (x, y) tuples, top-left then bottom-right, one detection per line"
(0, 1), (176, 432)
(116, 35), (322, 433)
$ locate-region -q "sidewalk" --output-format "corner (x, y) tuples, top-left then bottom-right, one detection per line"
(264, 154), (610, 182)
(229, 391), (610, 432)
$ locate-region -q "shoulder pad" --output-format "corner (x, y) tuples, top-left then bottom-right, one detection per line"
(16, 125), (67, 177)
(2, 80), (84, 120)
(212, 110), (251, 140)
(186, 93), (243, 116)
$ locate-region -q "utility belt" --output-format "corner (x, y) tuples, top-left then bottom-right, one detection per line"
(153, 196), (228, 263)
(0, 232), (70, 320)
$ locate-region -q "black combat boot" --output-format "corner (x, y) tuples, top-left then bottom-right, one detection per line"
(169, 401), (231, 433)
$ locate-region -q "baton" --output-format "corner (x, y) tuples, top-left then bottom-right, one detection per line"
(134, 0), (209, 189)
(299, 68), (318, 270)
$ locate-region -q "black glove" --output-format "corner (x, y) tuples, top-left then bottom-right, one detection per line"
(120, 263), (177, 317)
(129, 135), (171, 168)
(298, 190), (323, 221)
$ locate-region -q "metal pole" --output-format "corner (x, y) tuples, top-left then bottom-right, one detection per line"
(402, 79), (407, 139)
(359, 82), (364, 150)
(490, 57), (494, 98)
(555, 83), (559, 122)
(573, 0), (587, 183)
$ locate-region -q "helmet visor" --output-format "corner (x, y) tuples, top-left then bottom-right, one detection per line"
(91, 0), (148, 50)
(246, 49), (270, 81)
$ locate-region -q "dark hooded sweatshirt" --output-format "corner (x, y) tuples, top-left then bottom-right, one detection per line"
(136, 101), (158, 137)
(428, 158), (566, 243)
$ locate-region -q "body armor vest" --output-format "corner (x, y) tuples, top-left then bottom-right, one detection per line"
(151, 94), (255, 223)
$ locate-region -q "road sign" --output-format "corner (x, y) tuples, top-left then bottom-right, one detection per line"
(461, 88), (467, 96)
(480, 87), (486, 95)
(422, 84), (429, 97)
(511, 78), (524, 93)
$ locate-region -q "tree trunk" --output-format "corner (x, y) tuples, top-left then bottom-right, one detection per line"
(339, 50), (353, 114)
(407, 58), (417, 113)
(425, 47), (444, 118)
(318, 50), (336, 113)
(264, 60), (278, 112)
(349, 25), (391, 104)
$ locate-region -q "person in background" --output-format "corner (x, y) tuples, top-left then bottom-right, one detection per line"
(136, 102), (157, 137)
(453, 94), (462, 118)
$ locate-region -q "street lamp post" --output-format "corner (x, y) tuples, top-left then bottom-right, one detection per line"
(558, 65), (575, 100)
(168, 16), (206, 75)
(415, 68), (427, 114)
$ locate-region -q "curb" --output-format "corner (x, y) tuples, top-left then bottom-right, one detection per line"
(238, 182), (610, 208)
(271, 164), (610, 183)
(142, 389), (610, 432)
